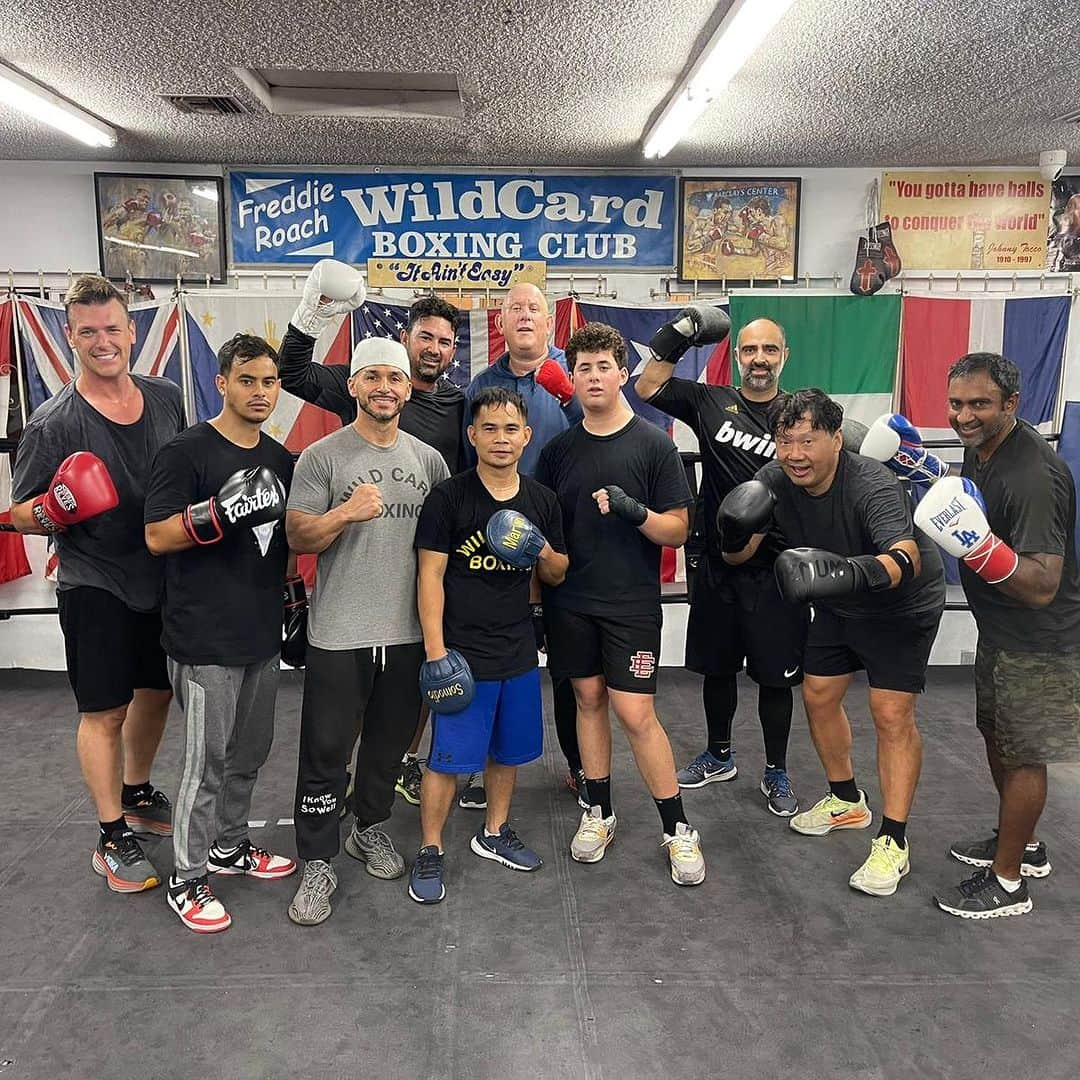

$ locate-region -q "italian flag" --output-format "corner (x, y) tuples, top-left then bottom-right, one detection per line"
(728, 294), (901, 426)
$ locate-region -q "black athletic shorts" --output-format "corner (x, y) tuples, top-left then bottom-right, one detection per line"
(803, 603), (943, 694)
(545, 606), (662, 695)
(685, 557), (808, 686)
(57, 586), (170, 713)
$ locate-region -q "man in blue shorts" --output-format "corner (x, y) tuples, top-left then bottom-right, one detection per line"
(410, 386), (568, 903)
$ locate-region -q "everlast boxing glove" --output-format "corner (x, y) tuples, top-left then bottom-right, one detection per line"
(419, 649), (476, 714)
(290, 259), (366, 337)
(485, 509), (548, 570)
(32, 451), (119, 533)
(914, 476), (1018, 585)
(774, 547), (893, 603)
(850, 234), (886, 296)
(535, 358), (575, 406)
(182, 466), (286, 545)
(861, 414), (949, 485)
(872, 221), (902, 279)
(718, 480), (776, 554)
(648, 303), (731, 364)
(281, 575), (308, 668)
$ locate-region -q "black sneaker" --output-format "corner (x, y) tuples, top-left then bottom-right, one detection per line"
(949, 829), (1051, 878)
(91, 830), (161, 893)
(121, 788), (173, 837)
(934, 869), (1032, 919)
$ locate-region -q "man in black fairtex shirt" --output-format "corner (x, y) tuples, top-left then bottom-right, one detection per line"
(913, 352), (1080, 919)
(411, 387), (568, 903)
(276, 261), (466, 805)
(535, 324), (706, 887)
(145, 333), (297, 933)
(637, 315), (806, 818)
(726, 389), (945, 900)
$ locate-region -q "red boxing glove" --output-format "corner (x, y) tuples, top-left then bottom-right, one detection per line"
(535, 358), (574, 406)
(33, 452), (119, 533)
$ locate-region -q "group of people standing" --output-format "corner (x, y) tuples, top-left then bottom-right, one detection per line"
(11, 262), (1080, 933)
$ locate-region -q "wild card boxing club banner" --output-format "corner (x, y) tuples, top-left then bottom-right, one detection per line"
(228, 171), (677, 270)
(881, 171), (1049, 271)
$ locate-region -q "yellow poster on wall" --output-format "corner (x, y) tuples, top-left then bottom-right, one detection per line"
(881, 171), (1049, 270)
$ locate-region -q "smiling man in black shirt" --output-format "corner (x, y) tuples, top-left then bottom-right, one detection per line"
(536, 323), (705, 887)
(726, 388), (945, 899)
(145, 333), (297, 933)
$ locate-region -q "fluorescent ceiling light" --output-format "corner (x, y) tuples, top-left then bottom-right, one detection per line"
(642, 0), (796, 158)
(0, 62), (117, 148)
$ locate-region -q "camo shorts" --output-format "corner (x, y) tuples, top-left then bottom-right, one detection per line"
(974, 643), (1080, 766)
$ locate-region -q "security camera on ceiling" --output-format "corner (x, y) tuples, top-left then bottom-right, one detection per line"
(1039, 150), (1067, 182)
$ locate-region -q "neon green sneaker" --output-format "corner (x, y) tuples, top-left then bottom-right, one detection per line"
(789, 790), (872, 836)
(849, 835), (910, 897)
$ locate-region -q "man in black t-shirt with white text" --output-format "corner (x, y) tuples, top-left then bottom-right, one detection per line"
(536, 323), (706, 887)
(145, 334), (298, 933)
(913, 352), (1080, 919)
(637, 314), (806, 818)
(726, 388), (945, 899)
(411, 387), (568, 903)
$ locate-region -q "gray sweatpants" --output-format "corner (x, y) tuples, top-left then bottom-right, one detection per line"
(169, 656), (280, 878)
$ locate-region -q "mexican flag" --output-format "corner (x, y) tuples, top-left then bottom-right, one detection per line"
(727, 294), (900, 425)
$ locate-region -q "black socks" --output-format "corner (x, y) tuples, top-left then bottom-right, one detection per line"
(877, 816), (907, 849)
(585, 776), (612, 818)
(99, 816), (127, 839)
(654, 793), (689, 837)
(829, 777), (861, 804)
(122, 781), (154, 805)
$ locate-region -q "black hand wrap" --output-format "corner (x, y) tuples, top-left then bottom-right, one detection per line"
(604, 485), (648, 527)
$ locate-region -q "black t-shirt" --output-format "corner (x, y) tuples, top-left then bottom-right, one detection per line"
(960, 420), (1080, 651)
(756, 451), (946, 618)
(414, 470), (565, 680)
(278, 325), (466, 472)
(11, 376), (184, 611)
(144, 422), (295, 666)
(535, 415), (693, 616)
(649, 377), (786, 566)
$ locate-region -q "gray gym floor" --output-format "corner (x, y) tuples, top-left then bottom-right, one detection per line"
(0, 666), (1077, 1080)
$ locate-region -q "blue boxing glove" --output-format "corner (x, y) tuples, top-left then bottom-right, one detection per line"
(860, 413), (949, 484)
(485, 508), (548, 570)
(419, 649), (476, 714)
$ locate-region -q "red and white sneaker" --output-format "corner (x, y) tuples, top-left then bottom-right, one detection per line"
(208, 839), (296, 880)
(167, 874), (231, 933)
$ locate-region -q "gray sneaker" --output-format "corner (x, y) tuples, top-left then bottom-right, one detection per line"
(949, 829), (1052, 878)
(458, 772), (487, 810)
(288, 859), (337, 926)
(570, 806), (617, 863)
(345, 823), (405, 879)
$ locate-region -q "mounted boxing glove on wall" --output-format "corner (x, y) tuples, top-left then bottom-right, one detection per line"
(182, 466), (286, 546)
(774, 547), (894, 603)
(913, 476), (1019, 585)
(290, 259), (367, 338)
(419, 649), (476, 714)
(32, 451), (119, 533)
(860, 413), (949, 484)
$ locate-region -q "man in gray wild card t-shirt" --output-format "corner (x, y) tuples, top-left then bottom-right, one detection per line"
(285, 336), (448, 926)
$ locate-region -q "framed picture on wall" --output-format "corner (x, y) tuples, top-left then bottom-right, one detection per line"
(94, 172), (226, 284)
(678, 176), (801, 284)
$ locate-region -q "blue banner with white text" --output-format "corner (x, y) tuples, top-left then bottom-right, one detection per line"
(228, 170), (677, 270)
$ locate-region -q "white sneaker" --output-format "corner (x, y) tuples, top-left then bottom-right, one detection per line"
(662, 822), (706, 886)
(167, 874), (231, 933)
(570, 806), (617, 863)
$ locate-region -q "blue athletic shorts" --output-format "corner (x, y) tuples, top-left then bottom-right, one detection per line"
(428, 668), (543, 774)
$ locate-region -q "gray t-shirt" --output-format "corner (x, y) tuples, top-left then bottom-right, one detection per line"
(288, 424), (450, 649)
(12, 376), (185, 612)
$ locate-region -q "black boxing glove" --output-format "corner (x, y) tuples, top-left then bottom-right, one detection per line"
(872, 221), (902, 279)
(850, 234), (886, 297)
(648, 303), (731, 364)
(774, 547), (893, 603)
(182, 466), (285, 545)
(603, 485), (648, 527)
(282, 575), (308, 668)
(718, 480), (776, 554)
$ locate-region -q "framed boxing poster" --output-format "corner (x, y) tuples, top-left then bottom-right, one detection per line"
(94, 172), (227, 284)
(678, 177), (801, 284)
(1048, 175), (1080, 272)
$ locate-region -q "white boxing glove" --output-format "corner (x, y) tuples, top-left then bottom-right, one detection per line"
(860, 413), (949, 484)
(913, 476), (1019, 584)
(290, 259), (367, 338)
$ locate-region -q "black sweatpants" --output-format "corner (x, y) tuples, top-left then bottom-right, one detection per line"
(552, 672), (581, 773)
(294, 642), (424, 861)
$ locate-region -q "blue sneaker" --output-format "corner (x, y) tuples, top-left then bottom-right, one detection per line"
(470, 824), (543, 872)
(760, 766), (799, 817)
(408, 846), (446, 904)
(677, 749), (737, 788)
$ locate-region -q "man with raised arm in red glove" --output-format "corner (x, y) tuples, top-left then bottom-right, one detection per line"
(11, 274), (184, 894)
(914, 352), (1080, 920)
